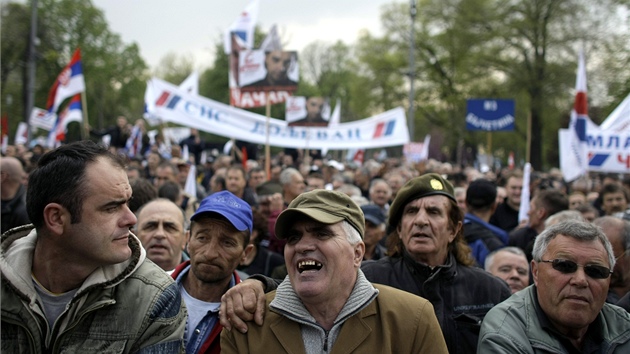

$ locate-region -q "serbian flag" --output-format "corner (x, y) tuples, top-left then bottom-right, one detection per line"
(223, 0), (259, 54)
(46, 94), (82, 148)
(561, 49), (589, 182)
(46, 48), (85, 114)
(1, 114), (8, 154)
(125, 124), (143, 157)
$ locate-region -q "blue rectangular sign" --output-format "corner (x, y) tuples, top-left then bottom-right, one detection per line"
(466, 99), (515, 131)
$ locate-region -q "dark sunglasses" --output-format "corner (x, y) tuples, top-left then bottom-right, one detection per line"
(540, 259), (612, 279)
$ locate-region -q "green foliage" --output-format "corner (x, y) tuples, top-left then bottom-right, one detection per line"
(1, 0), (148, 142)
(3, 0), (629, 171)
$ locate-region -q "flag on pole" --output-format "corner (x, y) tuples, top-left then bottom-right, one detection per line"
(223, 0), (259, 54)
(14, 123), (29, 145)
(1, 114), (9, 154)
(518, 163), (532, 224)
(184, 164), (197, 198)
(561, 49), (589, 182)
(260, 24), (282, 52)
(45, 48), (85, 114)
(29, 107), (57, 131)
(321, 99), (341, 156)
(46, 94), (83, 148)
(182, 144), (190, 163)
(599, 93), (630, 133)
(420, 134), (431, 161)
(179, 71), (199, 96)
(125, 124), (144, 157)
(60, 95), (83, 129)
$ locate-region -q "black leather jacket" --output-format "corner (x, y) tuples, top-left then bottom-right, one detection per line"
(361, 251), (511, 354)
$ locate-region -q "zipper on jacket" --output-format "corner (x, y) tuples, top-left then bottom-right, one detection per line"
(51, 299), (115, 353)
(323, 329), (329, 352)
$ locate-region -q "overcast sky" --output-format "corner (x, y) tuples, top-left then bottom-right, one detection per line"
(91, 0), (398, 70)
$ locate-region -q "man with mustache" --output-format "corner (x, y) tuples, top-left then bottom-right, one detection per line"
(172, 190), (254, 354)
(479, 221), (630, 352)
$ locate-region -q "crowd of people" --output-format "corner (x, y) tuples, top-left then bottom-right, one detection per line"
(2, 129), (630, 353)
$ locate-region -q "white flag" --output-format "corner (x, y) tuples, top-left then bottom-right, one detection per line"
(223, 0), (259, 54)
(260, 24), (282, 52)
(179, 71), (199, 96)
(14, 122), (28, 145)
(184, 164), (197, 198)
(518, 163), (532, 224)
(29, 107), (57, 131)
(599, 93), (630, 133)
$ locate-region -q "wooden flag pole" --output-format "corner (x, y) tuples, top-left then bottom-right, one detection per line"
(265, 91), (271, 180)
(81, 92), (89, 140)
(526, 111), (532, 163)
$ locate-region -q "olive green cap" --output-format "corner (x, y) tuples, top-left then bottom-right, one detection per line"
(388, 173), (455, 230)
(275, 189), (365, 239)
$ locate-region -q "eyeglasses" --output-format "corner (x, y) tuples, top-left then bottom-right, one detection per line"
(539, 259), (612, 279)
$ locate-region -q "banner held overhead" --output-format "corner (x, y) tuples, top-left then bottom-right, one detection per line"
(145, 78), (409, 150)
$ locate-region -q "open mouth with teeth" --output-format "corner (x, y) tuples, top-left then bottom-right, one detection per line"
(297, 260), (323, 273)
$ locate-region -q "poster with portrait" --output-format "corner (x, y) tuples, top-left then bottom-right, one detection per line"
(238, 49), (299, 92)
(285, 96), (330, 127)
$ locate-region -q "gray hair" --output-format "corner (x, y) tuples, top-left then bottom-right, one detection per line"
(484, 246), (527, 271)
(544, 210), (584, 228)
(532, 221), (616, 269)
(593, 216), (630, 252)
(279, 167), (301, 186)
(341, 220), (363, 246)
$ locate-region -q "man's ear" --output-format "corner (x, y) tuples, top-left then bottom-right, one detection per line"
(43, 203), (68, 236)
(354, 242), (366, 266)
(531, 260), (539, 286)
(185, 230), (191, 253)
(241, 244), (255, 263)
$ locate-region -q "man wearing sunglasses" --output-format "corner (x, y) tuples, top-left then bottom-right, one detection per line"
(479, 221), (630, 353)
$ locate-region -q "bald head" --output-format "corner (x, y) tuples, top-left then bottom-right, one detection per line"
(135, 198), (187, 271)
(593, 216), (630, 293)
(1, 157), (26, 198)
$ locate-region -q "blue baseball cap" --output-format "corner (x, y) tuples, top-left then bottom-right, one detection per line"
(191, 191), (253, 233)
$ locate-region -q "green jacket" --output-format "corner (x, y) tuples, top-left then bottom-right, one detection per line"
(479, 285), (630, 353)
(1, 225), (187, 353)
(221, 280), (448, 354)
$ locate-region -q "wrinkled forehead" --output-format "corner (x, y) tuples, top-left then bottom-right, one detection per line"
(545, 234), (608, 261)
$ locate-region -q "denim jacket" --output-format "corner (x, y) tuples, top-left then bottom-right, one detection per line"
(1, 225), (187, 353)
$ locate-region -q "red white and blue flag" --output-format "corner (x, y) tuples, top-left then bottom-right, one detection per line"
(46, 94), (82, 148)
(125, 124), (143, 157)
(562, 49), (590, 182)
(223, 0), (259, 54)
(46, 48), (85, 114)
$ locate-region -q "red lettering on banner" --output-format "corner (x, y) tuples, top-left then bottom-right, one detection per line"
(617, 154), (630, 168)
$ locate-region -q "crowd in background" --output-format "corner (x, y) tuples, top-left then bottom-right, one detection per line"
(2, 120), (630, 353)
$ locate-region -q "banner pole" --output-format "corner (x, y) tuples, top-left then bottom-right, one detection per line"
(487, 131), (492, 166)
(265, 92), (271, 180)
(81, 92), (89, 140)
(526, 111), (532, 163)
